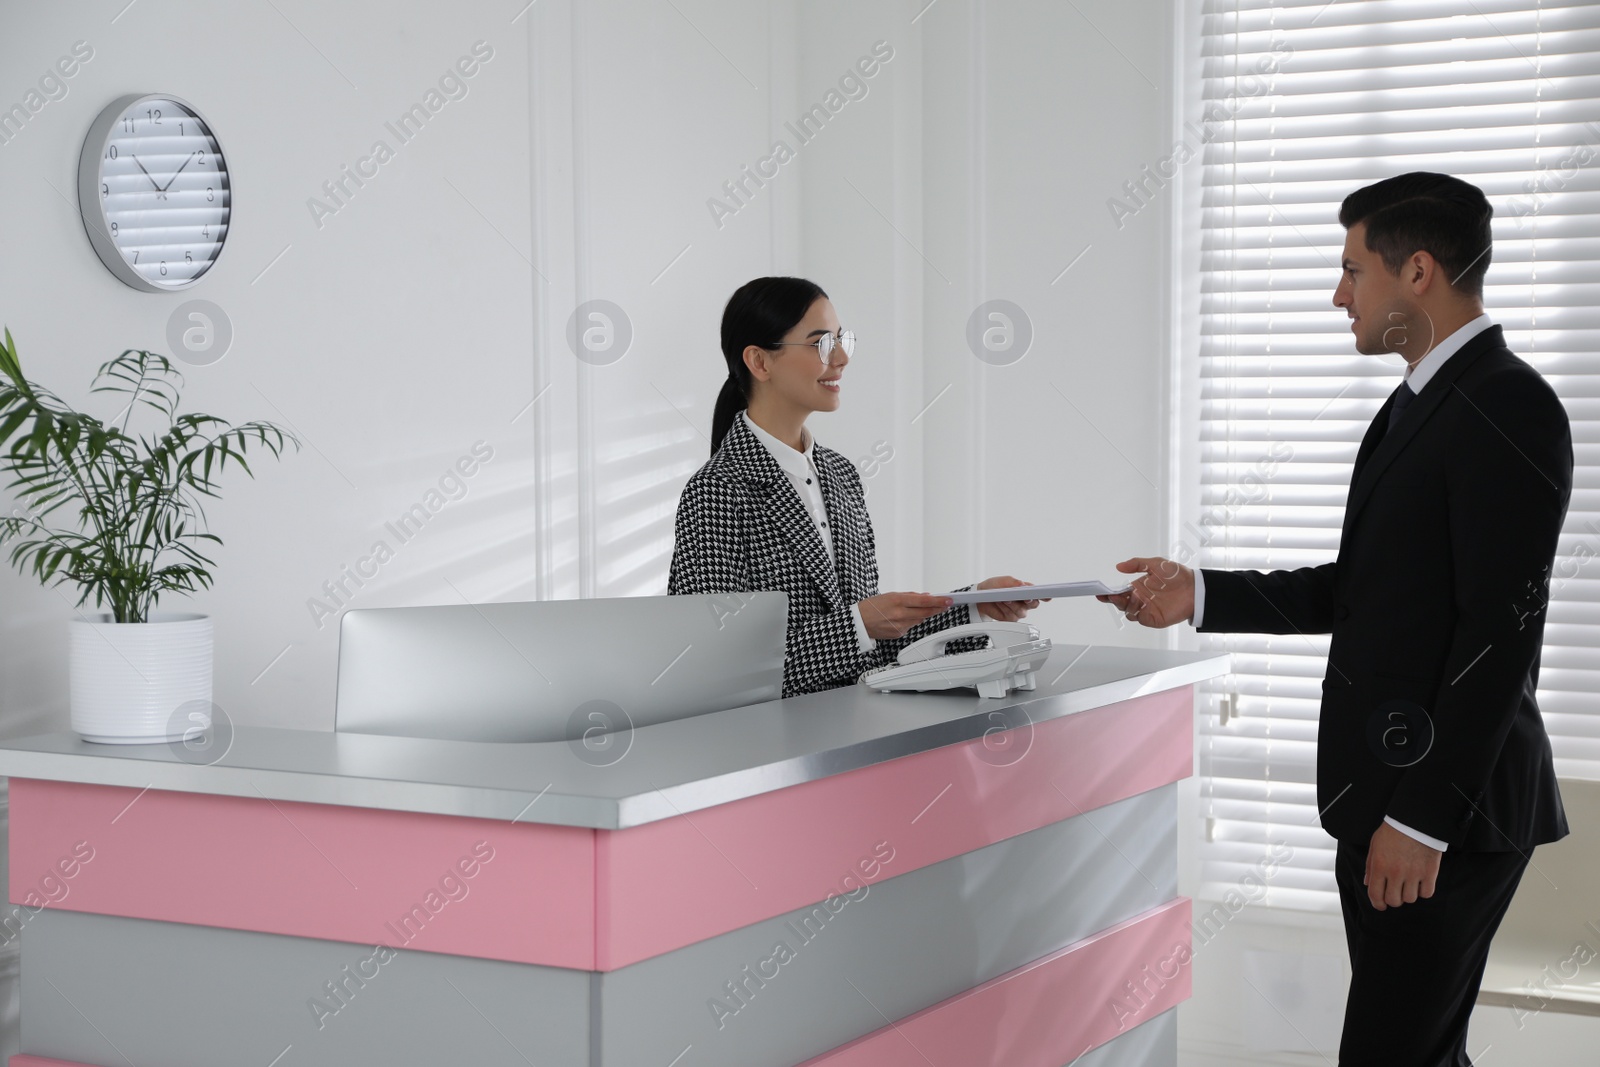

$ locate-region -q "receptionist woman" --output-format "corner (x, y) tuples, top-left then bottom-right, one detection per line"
(668, 276), (1039, 697)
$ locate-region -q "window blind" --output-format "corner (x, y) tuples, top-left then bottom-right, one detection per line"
(1190, 0), (1600, 911)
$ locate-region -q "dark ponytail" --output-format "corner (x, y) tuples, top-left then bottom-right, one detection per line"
(711, 276), (828, 456)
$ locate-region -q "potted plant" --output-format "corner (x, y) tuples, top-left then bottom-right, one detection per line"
(0, 328), (297, 743)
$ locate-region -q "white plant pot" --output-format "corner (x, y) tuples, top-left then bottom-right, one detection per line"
(70, 612), (213, 744)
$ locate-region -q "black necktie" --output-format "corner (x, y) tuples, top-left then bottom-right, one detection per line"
(1386, 381), (1416, 436)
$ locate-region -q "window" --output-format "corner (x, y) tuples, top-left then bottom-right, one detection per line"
(1186, 0), (1600, 910)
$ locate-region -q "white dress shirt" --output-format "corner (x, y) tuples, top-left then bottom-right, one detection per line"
(1189, 314), (1494, 853)
(742, 412), (976, 652)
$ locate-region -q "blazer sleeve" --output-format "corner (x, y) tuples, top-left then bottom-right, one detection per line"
(1384, 369), (1574, 844)
(877, 595), (979, 660)
(784, 609), (878, 696)
(1195, 562), (1339, 635)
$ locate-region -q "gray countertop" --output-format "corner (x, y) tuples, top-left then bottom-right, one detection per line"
(0, 645), (1229, 829)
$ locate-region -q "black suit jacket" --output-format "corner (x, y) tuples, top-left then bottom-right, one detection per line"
(1199, 325), (1571, 851)
(668, 413), (973, 697)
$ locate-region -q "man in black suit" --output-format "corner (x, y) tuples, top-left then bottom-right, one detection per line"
(1102, 172), (1572, 1066)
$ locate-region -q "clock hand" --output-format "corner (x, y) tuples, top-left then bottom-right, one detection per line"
(161, 150), (199, 192)
(132, 155), (164, 193)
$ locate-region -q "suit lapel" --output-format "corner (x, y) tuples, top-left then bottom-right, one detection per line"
(721, 416), (846, 611)
(1343, 325), (1502, 529)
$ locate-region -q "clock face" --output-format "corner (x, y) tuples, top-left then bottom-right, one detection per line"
(79, 94), (231, 292)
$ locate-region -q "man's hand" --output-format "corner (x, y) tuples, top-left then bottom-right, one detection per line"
(1364, 821), (1442, 911)
(857, 592), (954, 640)
(974, 575), (1043, 622)
(1095, 557), (1195, 629)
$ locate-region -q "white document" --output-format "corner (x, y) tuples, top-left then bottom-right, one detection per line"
(944, 580), (1132, 605)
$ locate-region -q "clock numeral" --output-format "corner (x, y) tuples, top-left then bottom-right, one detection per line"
(159, 261), (167, 276)
(132, 250), (139, 263)
(185, 251), (193, 264)
(201, 225), (209, 239)
(206, 187), (214, 202)
(122, 117), (134, 133)
(109, 222), (117, 235)
(101, 183), (108, 200)
(107, 144), (117, 160)
(179, 121), (184, 135)
(146, 109), (162, 124)
(198, 152), (205, 166)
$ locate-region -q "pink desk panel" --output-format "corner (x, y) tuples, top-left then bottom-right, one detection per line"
(798, 898), (1193, 1067)
(7, 778), (596, 969)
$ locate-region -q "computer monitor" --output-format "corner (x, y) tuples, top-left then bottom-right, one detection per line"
(334, 593), (789, 743)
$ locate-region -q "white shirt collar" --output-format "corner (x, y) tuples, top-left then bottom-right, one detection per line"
(1403, 313), (1494, 395)
(741, 410), (817, 482)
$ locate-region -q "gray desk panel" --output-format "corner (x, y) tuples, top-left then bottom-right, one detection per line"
(334, 593), (789, 742)
(0, 646), (1227, 829)
(1075, 1008), (1177, 1067)
(19, 919), (1177, 1067)
(21, 909), (591, 1067)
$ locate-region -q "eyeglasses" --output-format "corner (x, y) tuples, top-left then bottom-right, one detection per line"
(769, 330), (856, 365)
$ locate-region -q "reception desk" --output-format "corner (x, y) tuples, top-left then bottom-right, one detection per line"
(0, 644), (1227, 1067)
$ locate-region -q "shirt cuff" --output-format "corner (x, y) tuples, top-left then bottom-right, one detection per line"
(1191, 568), (1206, 628)
(850, 602), (876, 654)
(1384, 815), (1448, 852)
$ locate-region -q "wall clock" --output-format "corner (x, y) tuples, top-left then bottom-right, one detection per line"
(77, 93), (231, 292)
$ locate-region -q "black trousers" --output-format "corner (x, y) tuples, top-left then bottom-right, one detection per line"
(1333, 836), (1530, 1066)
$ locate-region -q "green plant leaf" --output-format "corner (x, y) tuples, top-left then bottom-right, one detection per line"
(0, 409), (28, 447)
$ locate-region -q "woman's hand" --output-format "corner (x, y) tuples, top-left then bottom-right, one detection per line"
(974, 576), (1043, 622)
(858, 592), (955, 640)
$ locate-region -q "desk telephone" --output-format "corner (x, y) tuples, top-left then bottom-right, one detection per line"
(861, 621), (1052, 698)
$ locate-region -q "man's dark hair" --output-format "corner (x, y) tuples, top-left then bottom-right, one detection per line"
(1338, 172), (1493, 298)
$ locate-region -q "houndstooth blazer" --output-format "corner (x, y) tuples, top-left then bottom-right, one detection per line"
(669, 412), (974, 697)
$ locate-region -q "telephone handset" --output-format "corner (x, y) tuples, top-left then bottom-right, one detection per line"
(862, 620), (1052, 699)
(896, 621), (1036, 663)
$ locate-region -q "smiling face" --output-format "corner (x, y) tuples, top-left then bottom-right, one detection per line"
(744, 296), (848, 415)
(1333, 221), (1434, 360)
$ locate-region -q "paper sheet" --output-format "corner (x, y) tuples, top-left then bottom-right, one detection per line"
(944, 581), (1132, 605)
